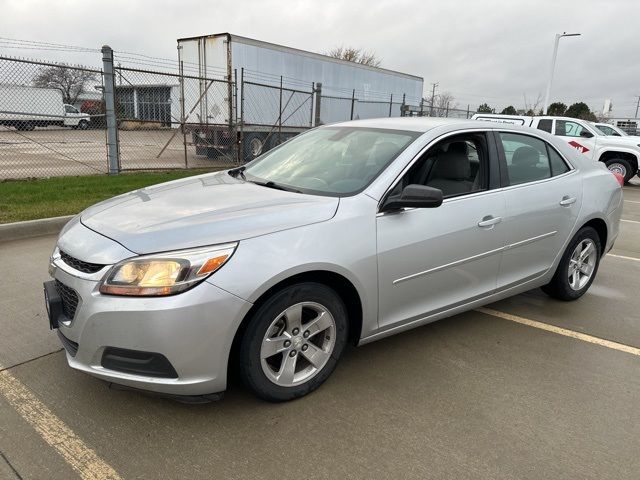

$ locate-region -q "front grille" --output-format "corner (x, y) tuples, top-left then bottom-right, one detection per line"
(57, 330), (79, 357)
(55, 280), (79, 320)
(60, 250), (105, 274)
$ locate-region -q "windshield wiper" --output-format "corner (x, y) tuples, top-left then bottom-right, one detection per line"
(228, 166), (246, 179)
(249, 180), (302, 194)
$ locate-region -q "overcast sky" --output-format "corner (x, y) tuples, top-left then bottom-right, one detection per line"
(1, 0), (639, 117)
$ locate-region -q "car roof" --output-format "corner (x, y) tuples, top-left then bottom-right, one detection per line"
(328, 117), (484, 133)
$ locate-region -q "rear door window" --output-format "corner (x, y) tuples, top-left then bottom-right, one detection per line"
(498, 132), (552, 186)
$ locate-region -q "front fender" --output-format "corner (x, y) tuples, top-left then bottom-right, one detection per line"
(206, 196), (380, 338)
(595, 145), (640, 164)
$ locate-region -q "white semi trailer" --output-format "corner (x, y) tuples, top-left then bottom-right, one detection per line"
(177, 33), (424, 160)
(0, 84), (90, 130)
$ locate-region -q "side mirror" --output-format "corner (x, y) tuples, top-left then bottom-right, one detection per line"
(580, 130), (593, 138)
(381, 184), (443, 212)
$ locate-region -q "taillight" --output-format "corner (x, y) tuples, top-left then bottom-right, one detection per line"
(611, 172), (624, 187)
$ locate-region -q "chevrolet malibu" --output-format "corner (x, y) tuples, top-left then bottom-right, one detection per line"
(45, 118), (622, 402)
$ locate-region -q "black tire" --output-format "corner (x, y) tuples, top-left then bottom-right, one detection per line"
(242, 133), (265, 162)
(239, 282), (349, 402)
(15, 122), (32, 131)
(78, 120), (89, 130)
(541, 226), (601, 301)
(604, 158), (634, 184)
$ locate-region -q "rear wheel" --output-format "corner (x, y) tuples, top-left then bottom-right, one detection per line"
(239, 283), (348, 402)
(604, 158), (633, 184)
(15, 121), (34, 131)
(242, 133), (265, 161)
(541, 226), (601, 301)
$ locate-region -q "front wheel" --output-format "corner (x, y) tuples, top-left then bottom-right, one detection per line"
(239, 283), (349, 402)
(78, 120), (89, 130)
(604, 158), (633, 184)
(542, 226), (601, 301)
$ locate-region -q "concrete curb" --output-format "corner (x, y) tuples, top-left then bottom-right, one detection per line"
(0, 215), (74, 243)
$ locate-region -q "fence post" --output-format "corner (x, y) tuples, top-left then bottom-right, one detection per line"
(401, 94), (406, 117)
(466, 104), (470, 119)
(239, 68), (245, 163)
(420, 98), (424, 117)
(314, 82), (322, 126)
(309, 82), (315, 127)
(179, 60), (188, 169)
(389, 94), (393, 117)
(101, 45), (119, 174)
(350, 89), (355, 120)
(279, 76), (283, 144)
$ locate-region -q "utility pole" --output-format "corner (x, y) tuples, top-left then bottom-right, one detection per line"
(429, 82), (438, 117)
(635, 96), (640, 118)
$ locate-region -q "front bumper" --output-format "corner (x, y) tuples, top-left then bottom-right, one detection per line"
(49, 260), (252, 396)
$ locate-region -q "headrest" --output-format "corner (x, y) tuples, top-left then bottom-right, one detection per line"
(447, 141), (468, 156)
(512, 146), (540, 167)
(433, 151), (470, 180)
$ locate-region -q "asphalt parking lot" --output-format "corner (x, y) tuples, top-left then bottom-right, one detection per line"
(1, 181), (639, 479)
(0, 127), (229, 179)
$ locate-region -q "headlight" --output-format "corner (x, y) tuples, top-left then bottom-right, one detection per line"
(99, 243), (237, 296)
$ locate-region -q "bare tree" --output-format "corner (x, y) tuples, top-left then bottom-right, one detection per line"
(326, 46), (382, 67)
(33, 64), (98, 104)
(523, 92), (543, 116)
(433, 92), (457, 117)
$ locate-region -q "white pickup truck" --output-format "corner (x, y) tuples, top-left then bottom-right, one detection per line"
(0, 84), (90, 131)
(472, 113), (640, 183)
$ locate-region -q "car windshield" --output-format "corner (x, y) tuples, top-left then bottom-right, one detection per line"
(241, 127), (420, 196)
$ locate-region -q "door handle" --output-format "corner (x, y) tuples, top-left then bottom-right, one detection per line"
(477, 215), (502, 228)
(559, 196), (577, 206)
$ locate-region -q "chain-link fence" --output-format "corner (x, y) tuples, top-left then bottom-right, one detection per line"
(113, 66), (237, 170)
(239, 78), (314, 159)
(0, 48), (494, 180)
(319, 92), (406, 124)
(0, 56), (107, 179)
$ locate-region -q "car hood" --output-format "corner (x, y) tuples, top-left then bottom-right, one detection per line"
(81, 171), (339, 254)
(598, 136), (640, 149)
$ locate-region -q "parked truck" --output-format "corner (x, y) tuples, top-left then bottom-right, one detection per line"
(0, 84), (90, 131)
(177, 33), (424, 161)
(472, 113), (640, 183)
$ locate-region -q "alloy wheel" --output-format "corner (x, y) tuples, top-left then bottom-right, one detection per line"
(568, 238), (597, 291)
(260, 302), (336, 387)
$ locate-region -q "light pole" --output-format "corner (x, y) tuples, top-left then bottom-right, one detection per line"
(542, 32), (580, 115)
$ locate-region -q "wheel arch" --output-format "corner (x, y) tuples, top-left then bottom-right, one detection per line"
(598, 150), (638, 169)
(579, 217), (608, 252)
(227, 269), (364, 378)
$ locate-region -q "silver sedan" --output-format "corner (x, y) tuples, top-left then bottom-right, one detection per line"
(45, 118), (623, 402)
